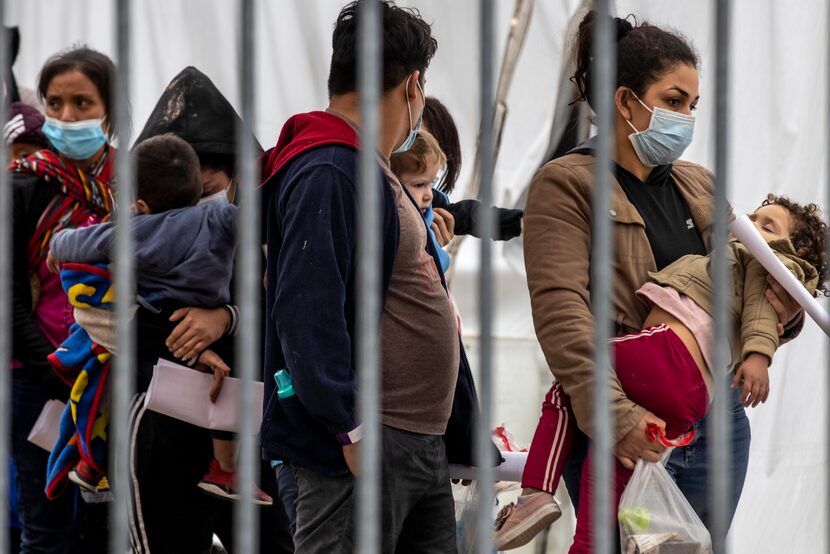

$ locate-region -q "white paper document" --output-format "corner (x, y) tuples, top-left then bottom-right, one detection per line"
(448, 450), (527, 482)
(144, 358), (264, 433)
(27, 399), (66, 452)
(730, 214), (830, 336)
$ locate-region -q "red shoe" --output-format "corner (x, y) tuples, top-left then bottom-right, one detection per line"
(68, 459), (108, 493)
(197, 459), (273, 506)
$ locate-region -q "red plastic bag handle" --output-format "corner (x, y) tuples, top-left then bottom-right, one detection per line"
(646, 423), (695, 447)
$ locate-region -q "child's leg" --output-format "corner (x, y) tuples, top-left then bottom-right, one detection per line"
(569, 326), (710, 553)
(200, 431), (272, 506)
(521, 381), (577, 495)
(494, 382), (576, 550)
(213, 437), (236, 472)
(569, 447), (633, 554)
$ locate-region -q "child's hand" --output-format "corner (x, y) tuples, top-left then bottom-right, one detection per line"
(46, 250), (60, 274)
(431, 207), (455, 247)
(195, 348), (231, 403)
(731, 353), (770, 408)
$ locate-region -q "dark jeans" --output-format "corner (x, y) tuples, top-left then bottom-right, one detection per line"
(563, 386), (751, 532)
(293, 426), (455, 554)
(11, 382), (74, 554)
(213, 459), (294, 554)
(274, 462), (298, 535)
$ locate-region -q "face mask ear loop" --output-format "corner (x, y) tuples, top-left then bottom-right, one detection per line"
(628, 88), (654, 114)
(404, 75), (414, 133)
(625, 118), (640, 134)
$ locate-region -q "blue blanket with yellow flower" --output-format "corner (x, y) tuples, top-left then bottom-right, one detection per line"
(45, 263), (113, 499)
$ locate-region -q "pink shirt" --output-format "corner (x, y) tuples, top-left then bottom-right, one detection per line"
(636, 282), (716, 371)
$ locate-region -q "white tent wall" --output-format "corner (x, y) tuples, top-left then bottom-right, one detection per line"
(5, 1), (827, 552)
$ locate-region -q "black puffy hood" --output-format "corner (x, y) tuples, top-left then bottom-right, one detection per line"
(135, 66), (261, 157)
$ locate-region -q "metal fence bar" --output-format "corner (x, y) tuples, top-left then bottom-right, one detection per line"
(475, 0), (496, 552)
(356, 1), (382, 553)
(826, 1), (830, 552)
(233, 0), (259, 552)
(111, 0), (136, 552)
(591, 1), (614, 552)
(0, 1), (9, 551)
(709, 0), (732, 552)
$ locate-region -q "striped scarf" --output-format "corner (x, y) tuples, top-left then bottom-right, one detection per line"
(13, 147), (115, 271)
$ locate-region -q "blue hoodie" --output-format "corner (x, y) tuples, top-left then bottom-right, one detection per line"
(258, 111), (496, 476)
(50, 202), (237, 308)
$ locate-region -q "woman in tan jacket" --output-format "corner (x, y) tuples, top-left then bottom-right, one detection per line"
(495, 11), (802, 551)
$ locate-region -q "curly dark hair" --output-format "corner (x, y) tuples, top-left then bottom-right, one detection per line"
(761, 194), (828, 295)
(571, 11), (699, 109)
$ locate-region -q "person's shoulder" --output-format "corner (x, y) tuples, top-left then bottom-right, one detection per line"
(531, 152), (595, 196)
(10, 170), (49, 194)
(291, 144), (358, 172)
(671, 160), (714, 190)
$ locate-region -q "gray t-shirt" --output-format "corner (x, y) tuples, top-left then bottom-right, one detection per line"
(379, 172), (459, 435)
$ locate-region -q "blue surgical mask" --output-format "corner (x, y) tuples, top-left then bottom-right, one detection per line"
(626, 91), (695, 167)
(393, 76), (424, 154)
(42, 117), (108, 160)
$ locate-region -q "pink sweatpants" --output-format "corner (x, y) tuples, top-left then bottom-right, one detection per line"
(521, 324), (710, 553)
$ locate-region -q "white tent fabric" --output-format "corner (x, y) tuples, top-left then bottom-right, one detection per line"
(7, 1), (827, 552)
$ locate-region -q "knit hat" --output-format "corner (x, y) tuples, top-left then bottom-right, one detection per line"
(5, 101), (48, 147)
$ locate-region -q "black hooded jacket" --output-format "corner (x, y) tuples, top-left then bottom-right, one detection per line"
(135, 66), (262, 158)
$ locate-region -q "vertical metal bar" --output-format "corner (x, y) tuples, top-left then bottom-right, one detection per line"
(233, 0), (259, 552)
(827, 3), (830, 552)
(709, 0), (732, 552)
(111, 0), (135, 552)
(0, 2), (10, 552)
(475, 0), (496, 552)
(356, 1), (382, 553)
(591, 1), (614, 553)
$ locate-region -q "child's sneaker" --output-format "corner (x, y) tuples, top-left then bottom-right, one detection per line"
(197, 459), (273, 506)
(494, 492), (562, 550)
(68, 460), (107, 493)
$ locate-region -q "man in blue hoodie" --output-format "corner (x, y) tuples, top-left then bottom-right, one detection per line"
(259, 1), (491, 552)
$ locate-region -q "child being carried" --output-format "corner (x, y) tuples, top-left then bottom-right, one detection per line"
(45, 133), (271, 505)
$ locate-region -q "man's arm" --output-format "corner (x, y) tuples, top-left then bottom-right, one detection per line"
(272, 159), (361, 441)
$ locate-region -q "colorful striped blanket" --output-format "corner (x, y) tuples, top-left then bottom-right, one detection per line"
(45, 263), (113, 499)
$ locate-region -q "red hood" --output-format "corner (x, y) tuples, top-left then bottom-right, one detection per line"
(259, 111), (360, 188)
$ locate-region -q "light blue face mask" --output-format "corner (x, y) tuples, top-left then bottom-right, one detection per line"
(42, 117), (108, 160)
(393, 76), (424, 154)
(197, 188), (230, 205)
(626, 90), (695, 167)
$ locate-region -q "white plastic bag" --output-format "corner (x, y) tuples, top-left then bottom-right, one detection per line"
(618, 458), (712, 554)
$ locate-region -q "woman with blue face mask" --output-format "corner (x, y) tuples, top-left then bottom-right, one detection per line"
(496, 11), (804, 552)
(9, 46), (117, 553)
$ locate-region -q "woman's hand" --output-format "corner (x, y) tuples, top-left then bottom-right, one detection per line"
(166, 307), (230, 362)
(765, 275), (802, 335)
(614, 411), (667, 470)
(431, 207), (455, 247)
(195, 348), (231, 402)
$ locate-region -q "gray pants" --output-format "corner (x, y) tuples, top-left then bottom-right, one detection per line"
(293, 425), (456, 553)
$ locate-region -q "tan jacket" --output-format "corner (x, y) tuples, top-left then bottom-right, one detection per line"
(523, 151), (799, 441)
(651, 239), (818, 367)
